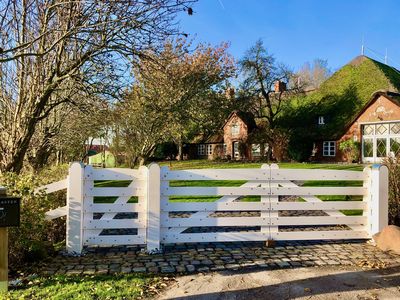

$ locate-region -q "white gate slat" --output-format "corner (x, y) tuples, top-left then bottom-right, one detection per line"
(162, 201), (268, 211)
(45, 205), (67, 220)
(162, 168), (366, 181)
(85, 167), (147, 242)
(90, 186), (144, 197)
(272, 201), (367, 210)
(92, 168), (141, 180)
(84, 235), (146, 245)
(271, 169), (367, 181)
(272, 230), (369, 240)
(162, 169), (269, 180)
(163, 186), (367, 196)
(84, 219), (145, 229)
(161, 230), (369, 243)
(161, 231), (269, 243)
(35, 178), (68, 194)
(278, 180), (365, 232)
(162, 181), (262, 235)
(161, 201), (366, 211)
(84, 203), (144, 213)
(161, 216), (366, 227)
(271, 216), (367, 226)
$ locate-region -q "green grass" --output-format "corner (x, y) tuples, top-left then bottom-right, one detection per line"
(5, 274), (160, 300)
(159, 160), (365, 171)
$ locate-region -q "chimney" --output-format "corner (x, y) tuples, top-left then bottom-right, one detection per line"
(274, 80), (286, 93)
(225, 87), (235, 99)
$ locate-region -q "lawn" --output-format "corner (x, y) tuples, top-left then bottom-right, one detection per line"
(5, 274), (163, 300)
(158, 159), (365, 171)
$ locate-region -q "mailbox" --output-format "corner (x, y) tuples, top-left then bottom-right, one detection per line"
(0, 197), (20, 227)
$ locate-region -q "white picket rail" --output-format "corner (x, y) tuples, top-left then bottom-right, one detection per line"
(41, 162), (389, 254)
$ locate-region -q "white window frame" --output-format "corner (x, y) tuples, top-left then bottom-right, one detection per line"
(231, 122), (240, 136)
(198, 144), (205, 156)
(251, 144), (261, 156)
(233, 142), (239, 158)
(206, 144), (213, 155)
(323, 141), (336, 157)
(318, 116), (325, 125)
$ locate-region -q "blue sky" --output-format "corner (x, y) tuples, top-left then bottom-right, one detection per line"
(178, 0), (400, 72)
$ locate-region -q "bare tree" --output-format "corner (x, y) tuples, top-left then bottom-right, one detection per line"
(239, 39), (299, 127)
(297, 58), (331, 90)
(239, 39), (305, 161)
(0, 0), (195, 173)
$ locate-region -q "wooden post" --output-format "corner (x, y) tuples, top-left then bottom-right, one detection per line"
(66, 162), (85, 254)
(146, 163), (161, 252)
(268, 164), (279, 245)
(369, 164), (389, 236)
(260, 164), (271, 245)
(362, 167), (372, 235)
(0, 187), (8, 292)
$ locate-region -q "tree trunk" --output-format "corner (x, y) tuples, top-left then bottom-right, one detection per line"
(177, 141), (183, 161)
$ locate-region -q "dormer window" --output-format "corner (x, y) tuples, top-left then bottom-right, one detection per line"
(318, 116), (325, 125)
(231, 122), (240, 136)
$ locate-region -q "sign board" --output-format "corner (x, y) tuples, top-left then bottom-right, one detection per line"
(0, 197), (20, 227)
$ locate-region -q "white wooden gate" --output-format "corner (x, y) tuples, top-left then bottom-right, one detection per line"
(42, 162), (389, 254)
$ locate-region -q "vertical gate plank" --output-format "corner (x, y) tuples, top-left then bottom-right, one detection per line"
(67, 162), (85, 254)
(370, 164), (389, 235)
(146, 163), (161, 252)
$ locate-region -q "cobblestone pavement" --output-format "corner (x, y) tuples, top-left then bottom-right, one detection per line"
(39, 240), (400, 276)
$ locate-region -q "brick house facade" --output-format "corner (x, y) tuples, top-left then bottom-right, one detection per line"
(312, 91), (400, 163)
(186, 111), (265, 160)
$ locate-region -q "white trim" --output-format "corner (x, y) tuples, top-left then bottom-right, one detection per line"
(206, 144), (213, 155)
(322, 141), (336, 157)
(197, 144), (205, 156)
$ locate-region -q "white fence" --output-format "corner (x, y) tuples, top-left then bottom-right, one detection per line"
(42, 162), (389, 254)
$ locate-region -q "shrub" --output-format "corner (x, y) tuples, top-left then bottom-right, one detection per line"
(0, 164), (68, 270)
(383, 154), (400, 226)
(339, 139), (360, 163)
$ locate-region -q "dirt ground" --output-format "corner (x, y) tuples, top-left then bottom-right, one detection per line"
(157, 265), (400, 300)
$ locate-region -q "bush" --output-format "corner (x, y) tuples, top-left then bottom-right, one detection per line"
(0, 164), (68, 270)
(339, 139), (360, 163)
(383, 155), (400, 225)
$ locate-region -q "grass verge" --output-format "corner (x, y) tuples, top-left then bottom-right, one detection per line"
(4, 274), (163, 300)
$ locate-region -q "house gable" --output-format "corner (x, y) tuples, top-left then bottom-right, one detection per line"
(222, 111), (256, 159)
(339, 92), (400, 143)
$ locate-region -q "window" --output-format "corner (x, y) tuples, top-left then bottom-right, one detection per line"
(231, 122), (240, 136)
(197, 144), (205, 156)
(318, 116), (325, 125)
(323, 141), (335, 157)
(252, 144), (261, 156)
(206, 144), (213, 155)
(223, 143), (227, 155)
(233, 142), (239, 158)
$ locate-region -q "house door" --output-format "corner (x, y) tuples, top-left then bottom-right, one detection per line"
(232, 142), (239, 159)
(361, 122), (400, 163)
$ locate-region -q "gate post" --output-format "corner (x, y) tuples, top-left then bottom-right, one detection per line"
(146, 163), (161, 252)
(369, 164), (389, 236)
(66, 162), (85, 254)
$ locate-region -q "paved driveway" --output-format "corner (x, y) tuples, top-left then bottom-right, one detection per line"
(158, 265), (400, 300)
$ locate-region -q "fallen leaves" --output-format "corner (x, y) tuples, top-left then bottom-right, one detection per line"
(357, 260), (388, 270)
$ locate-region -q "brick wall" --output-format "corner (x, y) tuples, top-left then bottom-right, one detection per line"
(223, 115), (250, 159)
